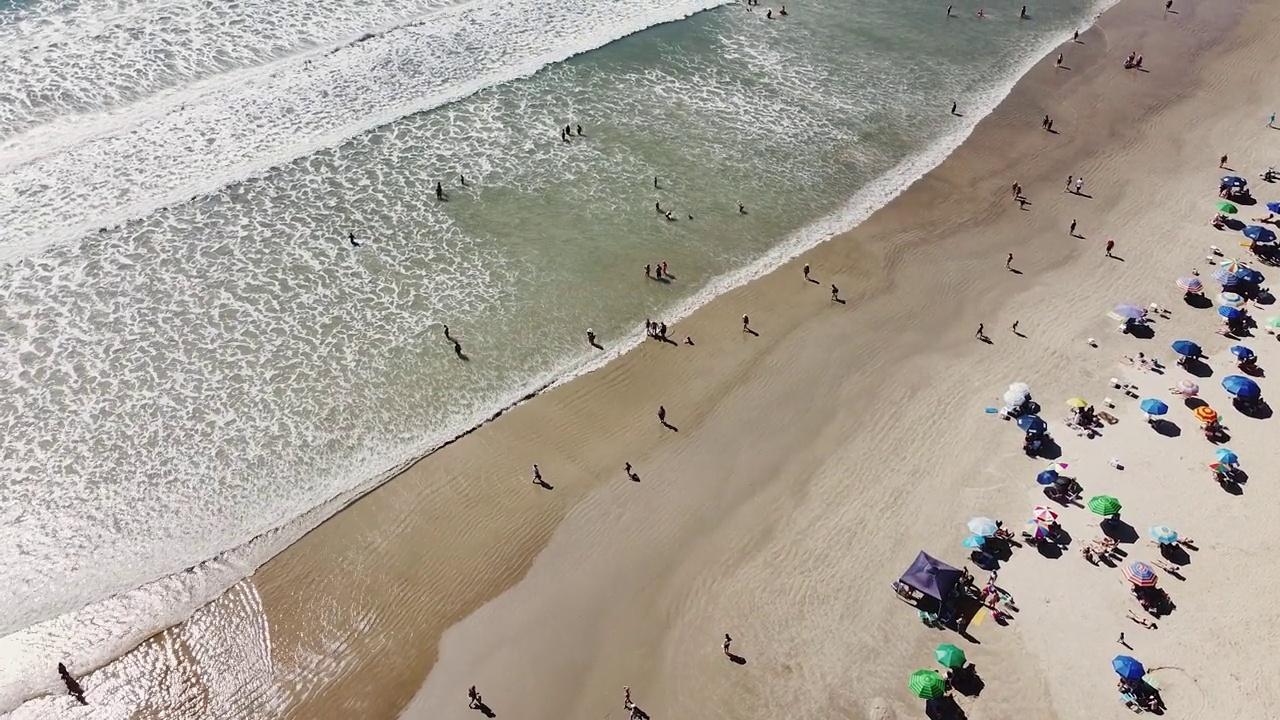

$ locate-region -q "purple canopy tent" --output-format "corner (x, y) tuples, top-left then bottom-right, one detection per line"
(899, 551), (964, 601)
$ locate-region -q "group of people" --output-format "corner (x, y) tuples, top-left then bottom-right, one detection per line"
(560, 123), (585, 143)
(743, 0), (787, 19)
(1122, 51), (1144, 70)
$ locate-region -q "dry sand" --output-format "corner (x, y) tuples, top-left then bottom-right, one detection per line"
(39, 0), (1280, 717)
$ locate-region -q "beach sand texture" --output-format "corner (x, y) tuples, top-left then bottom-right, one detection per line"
(41, 0), (1280, 718)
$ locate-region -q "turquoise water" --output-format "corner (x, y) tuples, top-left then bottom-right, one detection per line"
(0, 0), (1102, 711)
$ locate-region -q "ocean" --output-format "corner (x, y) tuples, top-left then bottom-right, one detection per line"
(0, 0), (1103, 714)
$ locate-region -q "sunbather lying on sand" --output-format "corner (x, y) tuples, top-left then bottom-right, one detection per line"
(1126, 610), (1157, 629)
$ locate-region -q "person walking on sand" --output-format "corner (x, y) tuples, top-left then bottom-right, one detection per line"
(1117, 632), (1126, 644)
(587, 328), (596, 346)
(1269, 112), (1276, 128)
(468, 686), (482, 709)
(1065, 174), (1073, 192)
(803, 263), (810, 281)
(1164, 0), (1172, 11)
(951, 100), (958, 115)
(1006, 252), (1013, 269)
(1070, 219), (1078, 236)
(1075, 177), (1084, 194)
(831, 284), (840, 302)
(532, 464), (542, 484)
(1219, 153), (1229, 168)
(975, 323), (985, 340)
(1073, 29), (1079, 42)
(1105, 239), (1115, 257)
(1011, 320), (1020, 333)
(1055, 53), (1063, 68)
(658, 405), (667, 425)
(946, 4), (952, 17)
(723, 634), (733, 656)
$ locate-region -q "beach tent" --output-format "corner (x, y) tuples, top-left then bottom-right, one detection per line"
(899, 551), (964, 601)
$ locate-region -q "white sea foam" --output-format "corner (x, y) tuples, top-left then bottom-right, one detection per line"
(0, 0), (732, 263)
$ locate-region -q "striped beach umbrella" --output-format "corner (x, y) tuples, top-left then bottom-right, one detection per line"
(1219, 258), (1247, 274)
(1122, 562), (1158, 587)
(1209, 462), (1233, 474)
(909, 669), (946, 699)
(1149, 525), (1178, 545)
(1213, 268), (1240, 286)
(1088, 495), (1122, 516)
(1045, 462), (1069, 473)
(1174, 379), (1199, 396)
(1219, 292), (1245, 308)
(1032, 506), (1059, 524)
(1024, 520), (1051, 539)
(1194, 406), (1218, 423)
(1176, 276), (1204, 293)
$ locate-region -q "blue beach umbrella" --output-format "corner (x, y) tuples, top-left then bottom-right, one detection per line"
(1036, 470), (1059, 486)
(1244, 226), (1278, 244)
(962, 534), (986, 549)
(1215, 448), (1239, 465)
(1149, 525), (1178, 545)
(1171, 340), (1202, 357)
(1236, 268), (1265, 285)
(1222, 375), (1261, 399)
(1139, 398), (1169, 416)
(1219, 306), (1244, 320)
(1017, 415), (1048, 433)
(1113, 655), (1147, 680)
(1230, 345), (1255, 359)
(1267, 201), (1280, 214)
(1213, 268), (1240, 286)
(1221, 175), (1247, 188)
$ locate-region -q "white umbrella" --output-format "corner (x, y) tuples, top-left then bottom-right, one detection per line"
(1003, 389), (1028, 407)
(1008, 382), (1031, 396)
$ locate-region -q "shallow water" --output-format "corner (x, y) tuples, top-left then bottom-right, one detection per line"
(0, 0), (1101, 712)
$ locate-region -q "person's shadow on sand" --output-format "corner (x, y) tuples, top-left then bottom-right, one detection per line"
(726, 652), (747, 665)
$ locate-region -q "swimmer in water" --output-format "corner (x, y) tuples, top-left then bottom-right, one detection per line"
(779, 5), (787, 15)
(459, 174), (467, 186)
(766, 8), (772, 18)
(349, 231), (363, 247)
(576, 124), (583, 136)
(435, 181), (444, 200)
(737, 202), (747, 214)
(976, 8), (984, 17)
(665, 211), (676, 221)
(656, 201), (663, 213)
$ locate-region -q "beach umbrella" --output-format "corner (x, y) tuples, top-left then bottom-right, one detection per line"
(1222, 375), (1261, 399)
(1045, 462), (1069, 473)
(1016, 415), (1047, 433)
(935, 644), (967, 670)
(1032, 506), (1059, 523)
(1008, 382), (1031, 396)
(909, 669), (947, 699)
(1066, 397), (1088, 408)
(1221, 175), (1247, 188)
(1171, 340), (1202, 357)
(1229, 344), (1255, 359)
(1219, 258), (1247, 273)
(1139, 398), (1169, 416)
(1219, 292), (1245, 308)
(1176, 276), (1204, 293)
(1213, 268), (1241, 286)
(1267, 317), (1280, 330)
(1216, 201), (1238, 214)
(1215, 448), (1239, 465)
(962, 534), (986, 549)
(1219, 306), (1244, 320)
(968, 517), (998, 537)
(1237, 268), (1266, 284)
(1209, 461), (1233, 474)
(1122, 562), (1158, 588)
(1174, 379), (1199, 396)
(1149, 525), (1178, 545)
(1088, 495), (1122, 516)
(1266, 201), (1280, 213)
(1244, 226), (1278, 244)
(1035, 470), (1058, 486)
(1194, 406), (1219, 423)
(1110, 304), (1145, 320)
(1003, 388), (1029, 407)
(1023, 520), (1051, 540)
(1112, 655), (1147, 680)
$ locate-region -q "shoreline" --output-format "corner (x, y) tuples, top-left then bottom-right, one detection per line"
(0, 3), (1119, 710)
(12, 0), (1278, 715)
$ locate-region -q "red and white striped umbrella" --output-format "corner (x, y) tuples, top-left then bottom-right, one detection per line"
(1032, 506), (1059, 524)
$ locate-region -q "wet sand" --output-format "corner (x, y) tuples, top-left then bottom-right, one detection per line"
(39, 0), (1280, 717)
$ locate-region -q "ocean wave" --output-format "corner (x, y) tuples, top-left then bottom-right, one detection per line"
(0, 0), (732, 264)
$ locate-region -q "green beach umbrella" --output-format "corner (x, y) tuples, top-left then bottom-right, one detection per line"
(1216, 201), (1238, 214)
(909, 669), (947, 699)
(1088, 495), (1122, 516)
(935, 644), (967, 669)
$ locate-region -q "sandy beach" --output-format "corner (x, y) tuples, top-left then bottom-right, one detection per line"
(45, 0), (1280, 717)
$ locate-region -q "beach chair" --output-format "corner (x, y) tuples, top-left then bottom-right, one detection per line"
(917, 609), (940, 626)
(1120, 692), (1145, 713)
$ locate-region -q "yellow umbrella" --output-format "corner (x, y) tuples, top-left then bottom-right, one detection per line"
(1066, 397), (1089, 408)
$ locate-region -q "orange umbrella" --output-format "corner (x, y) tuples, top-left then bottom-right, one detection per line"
(1195, 406), (1219, 423)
